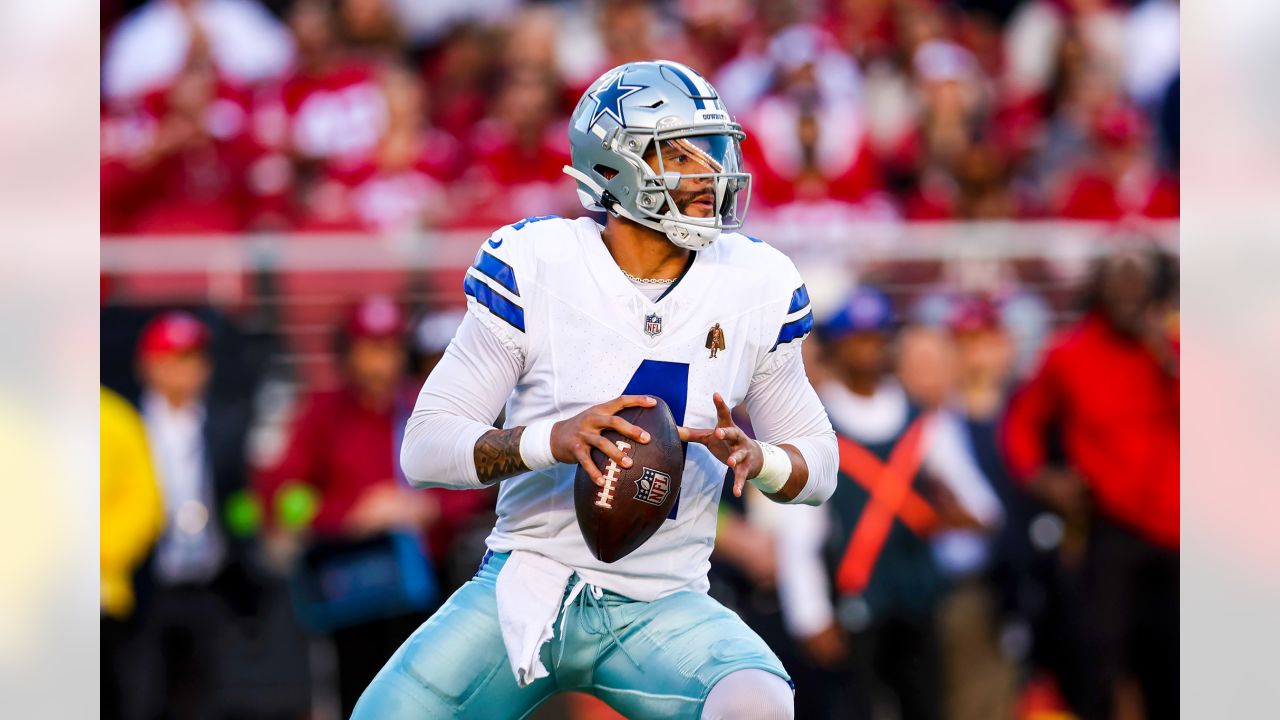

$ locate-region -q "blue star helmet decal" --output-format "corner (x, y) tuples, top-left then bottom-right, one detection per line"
(588, 73), (646, 128)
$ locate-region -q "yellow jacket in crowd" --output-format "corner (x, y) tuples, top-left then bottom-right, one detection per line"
(100, 386), (163, 619)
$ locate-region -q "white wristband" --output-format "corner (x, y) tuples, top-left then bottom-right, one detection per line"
(750, 441), (792, 494)
(519, 419), (558, 471)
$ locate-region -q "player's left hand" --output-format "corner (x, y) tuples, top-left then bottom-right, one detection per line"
(679, 393), (763, 497)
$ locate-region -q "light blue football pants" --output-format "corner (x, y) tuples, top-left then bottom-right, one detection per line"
(351, 551), (790, 719)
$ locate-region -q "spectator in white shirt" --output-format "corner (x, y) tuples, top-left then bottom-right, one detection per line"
(102, 0), (295, 102)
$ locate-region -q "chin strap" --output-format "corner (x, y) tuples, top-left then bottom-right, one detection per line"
(562, 165), (721, 251)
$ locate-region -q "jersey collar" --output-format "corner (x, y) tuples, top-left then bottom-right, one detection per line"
(581, 220), (717, 311)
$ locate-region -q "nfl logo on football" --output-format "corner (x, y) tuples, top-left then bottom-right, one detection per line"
(644, 313), (663, 337)
(634, 467), (671, 506)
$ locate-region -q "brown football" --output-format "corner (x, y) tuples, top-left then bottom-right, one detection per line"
(574, 398), (685, 563)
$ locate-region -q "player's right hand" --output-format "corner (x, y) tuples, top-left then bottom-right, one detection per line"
(551, 395), (654, 487)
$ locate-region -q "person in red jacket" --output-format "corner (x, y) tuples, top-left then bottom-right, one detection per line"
(1002, 248), (1178, 720)
(258, 295), (437, 717)
(261, 294), (438, 536)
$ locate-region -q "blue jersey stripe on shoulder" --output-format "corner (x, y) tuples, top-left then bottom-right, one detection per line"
(745, 234), (764, 243)
(463, 275), (525, 332)
(472, 251), (519, 296)
(788, 284), (811, 314)
(660, 62), (708, 110)
(772, 310), (814, 351)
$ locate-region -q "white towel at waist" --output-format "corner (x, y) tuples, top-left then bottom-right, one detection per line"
(494, 549), (577, 687)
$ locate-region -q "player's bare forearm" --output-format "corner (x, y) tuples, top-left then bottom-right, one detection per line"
(474, 427), (529, 485)
(762, 444), (809, 503)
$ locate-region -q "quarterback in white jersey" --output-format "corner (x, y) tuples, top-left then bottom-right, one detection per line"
(354, 60), (838, 720)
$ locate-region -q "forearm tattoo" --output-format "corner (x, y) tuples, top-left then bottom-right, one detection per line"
(474, 427), (530, 485)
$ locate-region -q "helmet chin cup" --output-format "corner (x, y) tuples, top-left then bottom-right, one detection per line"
(661, 219), (720, 251)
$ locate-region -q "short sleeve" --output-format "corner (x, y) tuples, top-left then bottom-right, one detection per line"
(754, 258), (814, 380)
(463, 224), (533, 362)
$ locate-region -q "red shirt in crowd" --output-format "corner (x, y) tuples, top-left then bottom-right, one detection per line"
(258, 60), (388, 165)
(258, 386), (405, 535)
(742, 98), (883, 209)
(1002, 313), (1179, 548)
(452, 120), (575, 229)
(1056, 170), (1180, 220)
(101, 85), (268, 234)
(256, 385), (494, 560)
(295, 130), (463, 232)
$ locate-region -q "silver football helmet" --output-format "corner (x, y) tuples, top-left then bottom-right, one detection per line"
(564, 60), (751, 250)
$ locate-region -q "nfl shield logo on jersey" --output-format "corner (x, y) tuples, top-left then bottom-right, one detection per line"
(634, 467), (671, 506)
(644, 313), (663, 337)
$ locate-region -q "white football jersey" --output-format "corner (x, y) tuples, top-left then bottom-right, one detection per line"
(460, 215), (818, 601)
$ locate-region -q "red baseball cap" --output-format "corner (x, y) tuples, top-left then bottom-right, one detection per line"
(137, 311), (210, 359)
(345, 295), (404, 340)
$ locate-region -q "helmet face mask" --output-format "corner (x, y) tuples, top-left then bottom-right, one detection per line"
(565, 61), (752, 250)
(636, 130), (750, 230)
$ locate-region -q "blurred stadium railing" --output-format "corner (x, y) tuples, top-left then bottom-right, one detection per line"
(101, 220), (1177, 389)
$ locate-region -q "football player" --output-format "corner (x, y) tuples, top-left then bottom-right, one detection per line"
(354, 60), (838, 719)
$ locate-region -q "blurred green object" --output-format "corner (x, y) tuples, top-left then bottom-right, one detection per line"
(277, 483), (319, 530)
(224, 489), (263, 537)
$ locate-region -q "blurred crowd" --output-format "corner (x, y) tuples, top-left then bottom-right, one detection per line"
(100, 245), (1179, 720)
(101, 0), (1180, 235)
